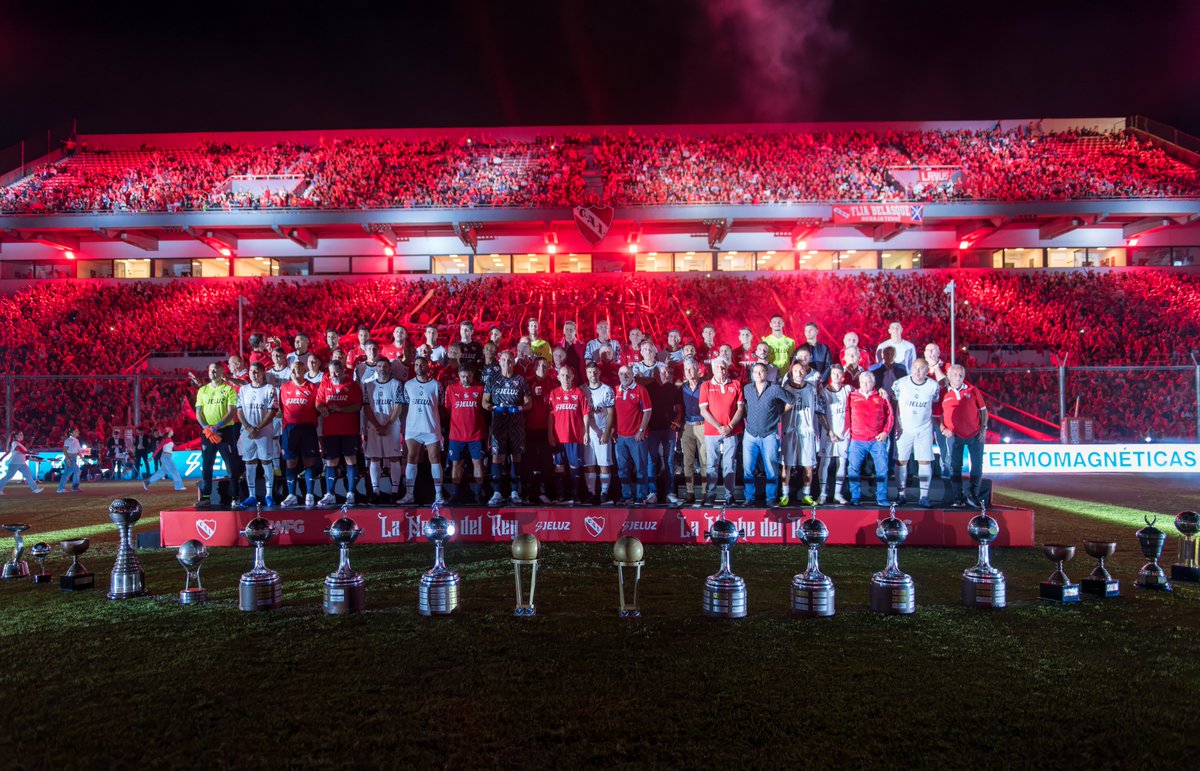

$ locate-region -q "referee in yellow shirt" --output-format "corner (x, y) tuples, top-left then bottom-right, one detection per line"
(195, 361), (241, 509)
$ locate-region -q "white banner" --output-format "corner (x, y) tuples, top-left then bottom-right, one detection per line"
(983, 443), (1200, 474)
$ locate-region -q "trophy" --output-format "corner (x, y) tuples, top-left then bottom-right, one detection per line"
(613, 536), (644, 618)
(325, 512), (366, 615)
(238, 515), (282, 611)
(1135, 516), (1172, 592)
(107, 499), (148, 600)
(870, 505), (915, 614)
(702, 506), (747, 618)
(177, 539), (209, 605)
(2, 523), (31, 580)
(30, 542), (53, 584)
(418, 507), (459, 616)
(1039, 544), (1081, 603)
(791, 504), (835, 617)
(1171, 510), (1200, 583)
(961, 505), (1006, 609)
(1080, 540), (1120, 598)
(511, 533), (540, 617)
(60, 538), (94, 591)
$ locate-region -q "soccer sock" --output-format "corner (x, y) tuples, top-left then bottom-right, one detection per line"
(510, 460), (523, 495)
(390, 462), (403, 495)
(369, 460), (382, 490)
(918, 465), (932, 498)
(585, 469), (597, 496)
(818, 457), (832, 495)
(556, 470), (569, 499)
(405, 463), (419, 495)
(431, 463), (444, 498)
(491, 461), (503, 489)
(303, 466), (314, 497)
(345, 464), (358, 497)
(286, 466), (298, 496)
(896, 463), (908, 495)
(802, 467), (813, 496)
(599, 470), (611, 496)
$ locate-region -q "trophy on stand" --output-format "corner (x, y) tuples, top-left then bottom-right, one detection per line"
(1171, 510), (1200, 583)
(961, 505), (1006, 609)
(1135, 516), (1172, 592)
(107, 499), (148, 600)
(2, 524), (31, 580)
(418, 506), (459, 616)
(870, 505), (915, 614)
(613, 536), (644, 618)
(1039, 544), (1081, 603)
(60, 539), (94, 591)
(792, 504), (835, 617)
(325, 511), (366, 615)
(30, 542), (53, 585)
(238, 514), (282, 611)
(1080, 540), (1120, 598)
(511, 533), (540, 617)
(177, 539), (209, 605)
(702, 505), (747, 618)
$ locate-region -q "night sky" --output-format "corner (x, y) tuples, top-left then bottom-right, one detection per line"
(1, 0), (1198, 149)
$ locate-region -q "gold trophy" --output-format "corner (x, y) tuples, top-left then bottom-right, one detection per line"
(613, 536), (644, 618)
(511, 533), (540, 617)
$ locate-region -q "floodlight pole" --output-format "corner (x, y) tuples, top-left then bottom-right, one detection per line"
(945, 280), (957, 366)
(4, 376), (11, 440)
(237, 296), (245, 359)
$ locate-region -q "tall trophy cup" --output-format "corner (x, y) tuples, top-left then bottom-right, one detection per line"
(1039, 544), (1081, 603)
(107, 499), (148, 600)
(702, 507), (747, 618)
(2, 524), (31, 580)
(613, 536), (644, 618)
(1171, 510), (1200, 583)
(60, 538), (94, 591)
(418, 508), (459, 616)
(238, 516), (282, 611)
(1135, 515), (1172, 591)
(792, 504), (835, 617)
(1080, 540), (1120, 598)
(325, 512), (366, 615)
(870, 505), (915, 614)
(30, 542), (53, 585)
(177, 539), (209, 605)
(511, 533), (540, 616)
(961, 505), (1006, 608)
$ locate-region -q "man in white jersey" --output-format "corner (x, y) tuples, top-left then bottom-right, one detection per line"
(236, 362), (280, 508)
(423, 324), (447, 364)
(582, 360), (616, 504)
(355, 340), (385, 385)
(363, 357), (406, 504)
(264, 347), (290, 496)
(266, 347), (291, 388)
(818, 365), (852, 504)
(891, 358), (940, 507)
(399, 356), (446, 505)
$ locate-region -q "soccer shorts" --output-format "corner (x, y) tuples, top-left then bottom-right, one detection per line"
(896, 426), (935, 462)
(320, 433), (362, 460)
(241, 432), (279, 462)
(406, 431), (442, 448)
(447, 439), (484, 462)
(281, 424), (320, 461)
(552, 442), (583, 468)
(583, 427), (613, 467)
(364, 422), (405, 459)
(781, 430), (817, 467)
(819, 434), (849, 459)
(489, 414), (526, 456)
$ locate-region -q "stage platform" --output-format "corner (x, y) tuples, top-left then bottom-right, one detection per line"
(160, 504), (1035, 548)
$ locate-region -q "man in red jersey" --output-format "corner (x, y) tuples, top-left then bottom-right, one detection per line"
(699, 358), (745, 505)
(278, 361), (321, 508)
(445, 365), (486, 505)
(612, 365), (653, 505)
(547, 363), (587, 504)
(941, 364), (989, 508)
(845, 371), (895, 507)
(524, 357), (556, 504)
(315, 359), (363, 507)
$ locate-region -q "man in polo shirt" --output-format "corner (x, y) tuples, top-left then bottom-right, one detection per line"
(195, 361), (241, 509)
(645, 365), (684, 505)
(802, 322), (833, 376)
(585, 319), (622, 364)
(699, 358), (745, 506)
(762, 315), (796, 373)
(612, 365), (653, 505)
(678, 360), (708, 505)
(941, 364), (989, 508)
(741, 362), (793, 507)
(845, 370), (895, 507)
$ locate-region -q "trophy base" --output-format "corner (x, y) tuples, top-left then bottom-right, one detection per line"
(1039, 581), (1081, 603)
(617, 608), (641, 618)
(179, 587), (208, 605)
(514, 606), (536, 617)
(1170, 564), (1200, 583)
(60, 573), (94, 591)
(1081, 577), (1120, 598)
(1135, 579), (1173, 592)
(325, 582), (366, 615)
(791, 586), (835, 617)
(870, 580), (916, 614)
(1, 562), (30, 580)
(961, 577), (1007, 608)
(238, 578), (283, 611)
(703, 574), (748, 618)
(418, 574), (460, 616)
(32, 574), (54, 585)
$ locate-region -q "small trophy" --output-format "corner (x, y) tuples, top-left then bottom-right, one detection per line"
(702, 506), (747, 618)
(30, 542), (53, 585)
(418, 508), (460, 617)
(1135, 516), (1172, 592)
(1039, 544), (1081, 603)
(177, 539), (209, 605)
(2, 524), (31, 580)
(613, 536), (644, 618)
(792, 504), (835, 617)
(961, 505), (1006, 609)
(107, 499), (148, 600)
(511, 533), (540, 617)
(870, 505), (915, 614)
(239, 515), (282, 611)
(60, 539), (94, 591)
(1080, 540), (1120, 598)
(1171, 510), (1200, 583)
(325, 512), (366, 615)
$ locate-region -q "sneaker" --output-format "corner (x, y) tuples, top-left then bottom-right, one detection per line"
(318, 492), (338, 507)
(280, 494), (299, 508)
(434, 494), (446, 506)
(800, 495), (816, 506)
(141, 481), (150, 491)
(194, 499), (211, 510)
(683, 492), (696, 505)
(57, 488), (66, 494)
(740, 498), (757, 508)
(71, 488), (81, 492)
(834, 494), (849, 505)
(666, 493), (683, 506)
(601, 498), (616, 506)
(509, 493), (523, 506)
(615, 498), (632, 507)
(919, 497), (931, 508)
(487, 492), (504, 507)
(644, 493), (657, 505)
(537, 494), (552, 505)
(345, 492), (356, 506)
(817, 495), (829, 505)
(239, 496), (259, 509)
(32, 487), (44, 494)
(778, 493), (789, 507)
(561, 498), (575, 506)
(172, 486), (186, 492)
(877, 500), (891, 508)
(397, 493), (416, 505)
(264, 497), (277, 508)
(305, 494), (316, 508)
(895, 493), (907, 505)
(850, 498), (862, 506)
(965, 495), (981, 509)
(701, 496), (717, 507)
(953, 497), (967, 508)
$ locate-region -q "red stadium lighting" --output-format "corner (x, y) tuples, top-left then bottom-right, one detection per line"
(219, 247), (232, 257)
(64, 250), (76, 260)
(547, 243), (557, 255)
(383, 246), (396, 257)
(628, 243), (638, 254)
(1127, 238), (1139, 246)
(958, 240), (970, 250)
(794, 239), (807, 251)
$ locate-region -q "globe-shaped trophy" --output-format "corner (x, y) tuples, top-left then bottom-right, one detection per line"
(613, 536), (644, 618)
(60, 538), (94, 591)
(325, 511), (366, 615)
(107, 499), (148, 600)
(1039, 543), (1081, 603)
(1135, 515), (1172, 592)
(1080, 540), (1120, 598)
(791, 504), (835, 617)
(961, 504), (1006, 609)
(870, 505), (915, 614)
(702, 506), (747, 618)
(30, 542), (54, 584)
(511, 533), (540, 617)
(238, 514), (282, 611)
(418, 506), (460, 616)
(177, 539), (209, 605)
(1171, 510), (1200, 583)
(2, 524), (31, 580)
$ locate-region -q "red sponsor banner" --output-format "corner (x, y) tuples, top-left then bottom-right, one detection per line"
(572, 205), (614, 245)
(162, 506), (1034, 548)
(831, 203), (924, 225)
(888, 166), (964, 193)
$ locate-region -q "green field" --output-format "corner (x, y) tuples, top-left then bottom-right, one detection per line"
(1, 478), (1198, 768)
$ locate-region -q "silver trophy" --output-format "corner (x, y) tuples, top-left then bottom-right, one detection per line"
(177, 540), (209, 605)
(2, 523), (31, 580)
(703, 506), (747, 618)
(1039, 544), (1081, 603)
(30, 542), (53, 585)
(613, 536), (644, 618)
(60, 538), (94, 591)
(325, 510), (366, 615)
(1135, 515), (1172, 592)
(511, 533), (540, 617)
(1171, 510), (1200, 583)
(961, 504), (1006, 609)
(107, 499), (148, 600)
(792, 504), (835, 617)
(238, 514), (282, 611)
(418, 506), (460, 616)
(870, 504), (915, 614)
(1080, 540), (1120, 598)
